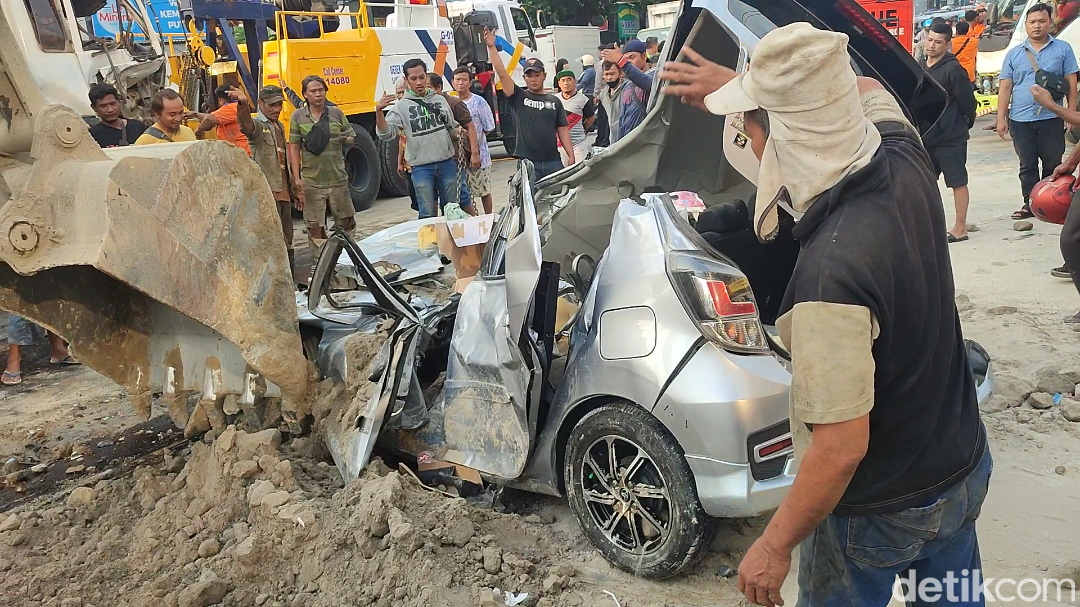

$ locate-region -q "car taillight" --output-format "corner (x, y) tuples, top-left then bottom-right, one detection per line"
(668, 251), (768, 354)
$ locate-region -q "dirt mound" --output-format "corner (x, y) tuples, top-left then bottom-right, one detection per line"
(0, 427), (595, 607)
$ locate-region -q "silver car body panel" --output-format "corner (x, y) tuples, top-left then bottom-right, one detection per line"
(441, 275), (535, 479)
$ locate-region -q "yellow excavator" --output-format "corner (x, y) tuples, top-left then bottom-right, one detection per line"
(0, 0), (309, 435)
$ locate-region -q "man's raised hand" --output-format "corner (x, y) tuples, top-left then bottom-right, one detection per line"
(659, 46), (737, 111)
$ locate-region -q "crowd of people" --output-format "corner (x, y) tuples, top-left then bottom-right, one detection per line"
(916, 1), (1080, 319)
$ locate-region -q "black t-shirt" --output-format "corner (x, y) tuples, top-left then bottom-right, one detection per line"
(507, 88), (568, 163)
(89, 119), (148, 148)
(781, 118), (985, 516)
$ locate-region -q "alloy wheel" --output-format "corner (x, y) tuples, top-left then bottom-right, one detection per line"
(579, 435), (672, 555)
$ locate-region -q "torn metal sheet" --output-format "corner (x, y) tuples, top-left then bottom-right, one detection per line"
(440, 275), (533, 480)
(323, 319), (420, 481)
(504, 170), (543, 341)
(335, 218), (447, 285)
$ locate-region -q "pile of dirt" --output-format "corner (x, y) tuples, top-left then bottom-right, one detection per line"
(0, 426), (596, 607)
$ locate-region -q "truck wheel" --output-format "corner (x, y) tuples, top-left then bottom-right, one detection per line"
(501, 135), (517, 157)
(345, 128), (380, 213)
(499, 108), (517, 156)
(378, 136), (410, 197)
(564, 403), (718, 579)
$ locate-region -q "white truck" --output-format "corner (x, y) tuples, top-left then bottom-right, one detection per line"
(636, 0), (680, 42)
(534, 25), (601, 76)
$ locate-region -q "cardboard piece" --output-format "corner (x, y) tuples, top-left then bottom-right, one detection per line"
(446, 213), (495, 246)
(416, 459), (484, 495)
(454, 276), (476, 293)
(435, 215), (493, 290)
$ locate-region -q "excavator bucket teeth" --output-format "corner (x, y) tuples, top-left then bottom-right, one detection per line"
(0, 105), (309, 424)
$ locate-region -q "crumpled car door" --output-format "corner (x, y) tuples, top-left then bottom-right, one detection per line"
(307, 230), (423, 481)
(439, 163), (545, 480)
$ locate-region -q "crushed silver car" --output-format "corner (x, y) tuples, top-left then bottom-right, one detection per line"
(298, 0), (996, 579)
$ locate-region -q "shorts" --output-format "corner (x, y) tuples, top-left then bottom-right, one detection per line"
(466, 165), (492, 199)
(559, 141), (590, 166)
(928, 142), (969, 188)
(7, 314), (39, 346)
(302, 183), (356, 234)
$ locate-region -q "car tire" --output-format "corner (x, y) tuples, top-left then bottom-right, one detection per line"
(378, 136), (410, 197)
(564, 403), (718, 579)
(345, 127), (380, 213)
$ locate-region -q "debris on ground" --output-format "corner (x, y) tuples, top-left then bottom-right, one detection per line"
(0, 426), (600, 607)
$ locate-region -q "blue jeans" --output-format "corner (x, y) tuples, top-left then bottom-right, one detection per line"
(532, 159), (564, 183)
(798, 439), (992, 607)
(410, 158), (461, 219)
(436, 165), (471, 213)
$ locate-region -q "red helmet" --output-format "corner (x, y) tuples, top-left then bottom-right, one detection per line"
(1031, 174), (1076, 225)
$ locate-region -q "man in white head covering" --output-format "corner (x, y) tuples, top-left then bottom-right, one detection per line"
(663, 23), (991, 607)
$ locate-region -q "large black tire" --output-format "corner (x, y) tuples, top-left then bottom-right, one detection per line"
(345, 127), (380, 213)
(378, 136), (410, 197)
(564, 403), (718, 579)
(498, 106), (517, 156)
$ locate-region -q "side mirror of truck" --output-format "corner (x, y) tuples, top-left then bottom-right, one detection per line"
(455, 12), (496, 66)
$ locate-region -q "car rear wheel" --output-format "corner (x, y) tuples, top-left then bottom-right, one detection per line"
(564, 403), (718, 579)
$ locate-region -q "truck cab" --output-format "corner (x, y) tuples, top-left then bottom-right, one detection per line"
(447, 0), (538, 56)
(977, 0), (1080, 94)
(0, 0), (168, 155)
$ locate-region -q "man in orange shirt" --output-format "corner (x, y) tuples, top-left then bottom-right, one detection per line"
(195, 85), (254, 156)
(966, 8), (987, 39)
(952, 21), (979, 86)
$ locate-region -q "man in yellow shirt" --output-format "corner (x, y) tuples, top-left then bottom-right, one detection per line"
(135, 89), (197, 145)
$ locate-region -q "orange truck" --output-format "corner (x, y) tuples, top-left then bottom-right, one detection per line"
(856, 0), (914, 53)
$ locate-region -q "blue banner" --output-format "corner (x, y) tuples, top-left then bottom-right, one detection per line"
(91, 0), (186, 37)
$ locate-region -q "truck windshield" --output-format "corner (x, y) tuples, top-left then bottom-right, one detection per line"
(979, 0), (1028, 53)
(509, 6), (536, 50)
(23, 0), (69, 52)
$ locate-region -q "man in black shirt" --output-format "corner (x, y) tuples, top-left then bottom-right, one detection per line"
(87, 83), (147, 148)
(663, 23), (990, 607)
(922, 22), (978, 242)
(485, 29), (573, 182)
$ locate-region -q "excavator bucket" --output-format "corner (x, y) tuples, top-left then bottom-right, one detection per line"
(0, 105), (309, 434)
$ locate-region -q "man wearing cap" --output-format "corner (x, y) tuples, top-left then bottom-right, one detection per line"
(485, 28), (574, 181)
(578, 54), (596, 98)
(662, 23), (991, 607)
(246, 84), (300, 282)
(600, 39), (654, 138)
